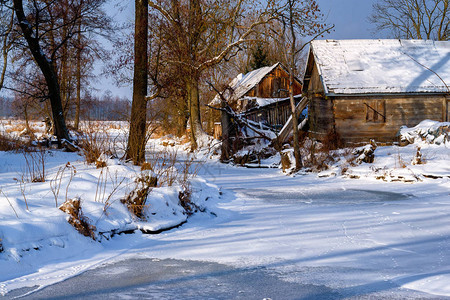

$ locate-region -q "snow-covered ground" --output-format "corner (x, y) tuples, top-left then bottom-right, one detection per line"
(0, 119), (449, 298)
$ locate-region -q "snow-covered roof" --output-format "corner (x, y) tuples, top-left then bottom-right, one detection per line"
(210, 63), (280, 105)
(310, 39), (450, 95)
(239, 95), (301, 109)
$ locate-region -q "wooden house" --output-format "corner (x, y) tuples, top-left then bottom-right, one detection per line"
(210, 63), (302, 130)
(303, 39), (450, 145)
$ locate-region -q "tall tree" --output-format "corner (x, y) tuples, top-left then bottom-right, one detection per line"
(13, 0), (71, 142)
(126, 0), (149, 164)
(148, 0), (277, 150)
(248, 42), (270, 71)
(4, 0), (112, 138)
(0, 5), (14, 92)
(273, 0), (333, 171)
(370, 0), (449, 40)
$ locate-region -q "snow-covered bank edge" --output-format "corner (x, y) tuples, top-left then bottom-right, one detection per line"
(0, 150), (222, 296)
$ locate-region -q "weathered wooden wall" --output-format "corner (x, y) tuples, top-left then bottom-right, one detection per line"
(245, 100), (292, 129)
(308, 95), (448, 144)
(333, 95), (446, 144)
(446, 96), (450, 121)
(308, 96), (335, 139)
(256, 66), (302, 98)
(305, 62), (334, 139)
(305, 58), (449, 144)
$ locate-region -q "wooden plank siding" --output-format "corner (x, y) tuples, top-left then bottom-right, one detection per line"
(256, 67), (302, 98)
(304, 57), (449, 145)
(308, 96), (335, 138)
(332, 95), (447, 144)
(446, 96), (450, 122)
(244, 100), (293, 129)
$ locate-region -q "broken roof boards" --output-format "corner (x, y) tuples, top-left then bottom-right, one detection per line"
(211, 63), (302, 108)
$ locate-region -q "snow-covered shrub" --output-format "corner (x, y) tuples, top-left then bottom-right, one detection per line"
(280, 148), (293, 172)
(353, 140), (377, 164)
(59, 197), (96, 240)
(299, 138), (337, 172)
(411, 147), (425, 165)
(178, 184), (193, 215)
(121, 172), (157, 220)
(22, 148), (47, 182)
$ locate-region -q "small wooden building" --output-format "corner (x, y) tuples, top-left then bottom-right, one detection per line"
(211, 63), (302, 130)
(303, 39), (450, 145)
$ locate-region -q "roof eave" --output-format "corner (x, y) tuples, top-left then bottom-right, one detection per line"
(325, 91), (450, 97)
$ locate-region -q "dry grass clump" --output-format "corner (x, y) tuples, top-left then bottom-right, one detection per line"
(412, 147), (425, 165)
(121, 173), (157, 219)
(4, 124), (25, 134)
(178, 185), (193, 215)
(59, 198), (96, 240)
(77, 124), (113, 167)
(280, 150), (292, 171)
(140, 161), (152, 171)
(23, 148), (47, 182)
(0, 133), (30, 152)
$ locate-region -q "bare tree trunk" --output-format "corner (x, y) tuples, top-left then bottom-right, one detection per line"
(0, 41), (8, 91)
(187, 76), (203, 151)
(13, 0), (71, 144)
(288, 0), (302, 170)
(126, 0), (148, 164)
(0, 9), (14, 92)
(74, 22), (82, 131)
(220, 99), (232, 162)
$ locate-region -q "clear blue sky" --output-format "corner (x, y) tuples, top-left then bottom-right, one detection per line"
(318, 0), (380, 39)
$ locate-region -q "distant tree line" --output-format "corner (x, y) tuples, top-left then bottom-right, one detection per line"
(0, 93), (130, 121)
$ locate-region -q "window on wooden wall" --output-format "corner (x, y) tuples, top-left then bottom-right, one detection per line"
(365, 100), (386, 123)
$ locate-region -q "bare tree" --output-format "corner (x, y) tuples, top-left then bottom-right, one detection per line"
(0, 5), (14, 92)
(13, 0), (72, 143)
(370, 0), (449, 40)
(147, 0), (278, 150)
(273, 0), (333, 171)
(126, 0), (149, 165)
(4, 0), (112, 144)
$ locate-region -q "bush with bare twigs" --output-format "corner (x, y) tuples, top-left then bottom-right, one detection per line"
(59, 197), (96, 240)
(22, 148), (47, 182)
(412, 147), (426, 165)
(121, 172), (157, 219)
(178, 184), (193, 215)
(77, 123), (115, 166)
(49, 162), (76, 207)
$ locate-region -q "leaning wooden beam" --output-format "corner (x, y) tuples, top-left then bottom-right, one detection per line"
(277, 97), (309, 144)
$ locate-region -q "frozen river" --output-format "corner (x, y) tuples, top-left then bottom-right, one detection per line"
(5, 160), (450, 299)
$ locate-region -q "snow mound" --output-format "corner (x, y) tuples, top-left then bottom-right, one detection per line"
(138, 177), (221, 233)
(399, 120), (450, 145)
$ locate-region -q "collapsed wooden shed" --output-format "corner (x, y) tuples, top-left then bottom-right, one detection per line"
(210, 63), (302, 130)
(303, 39), (450, 145)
